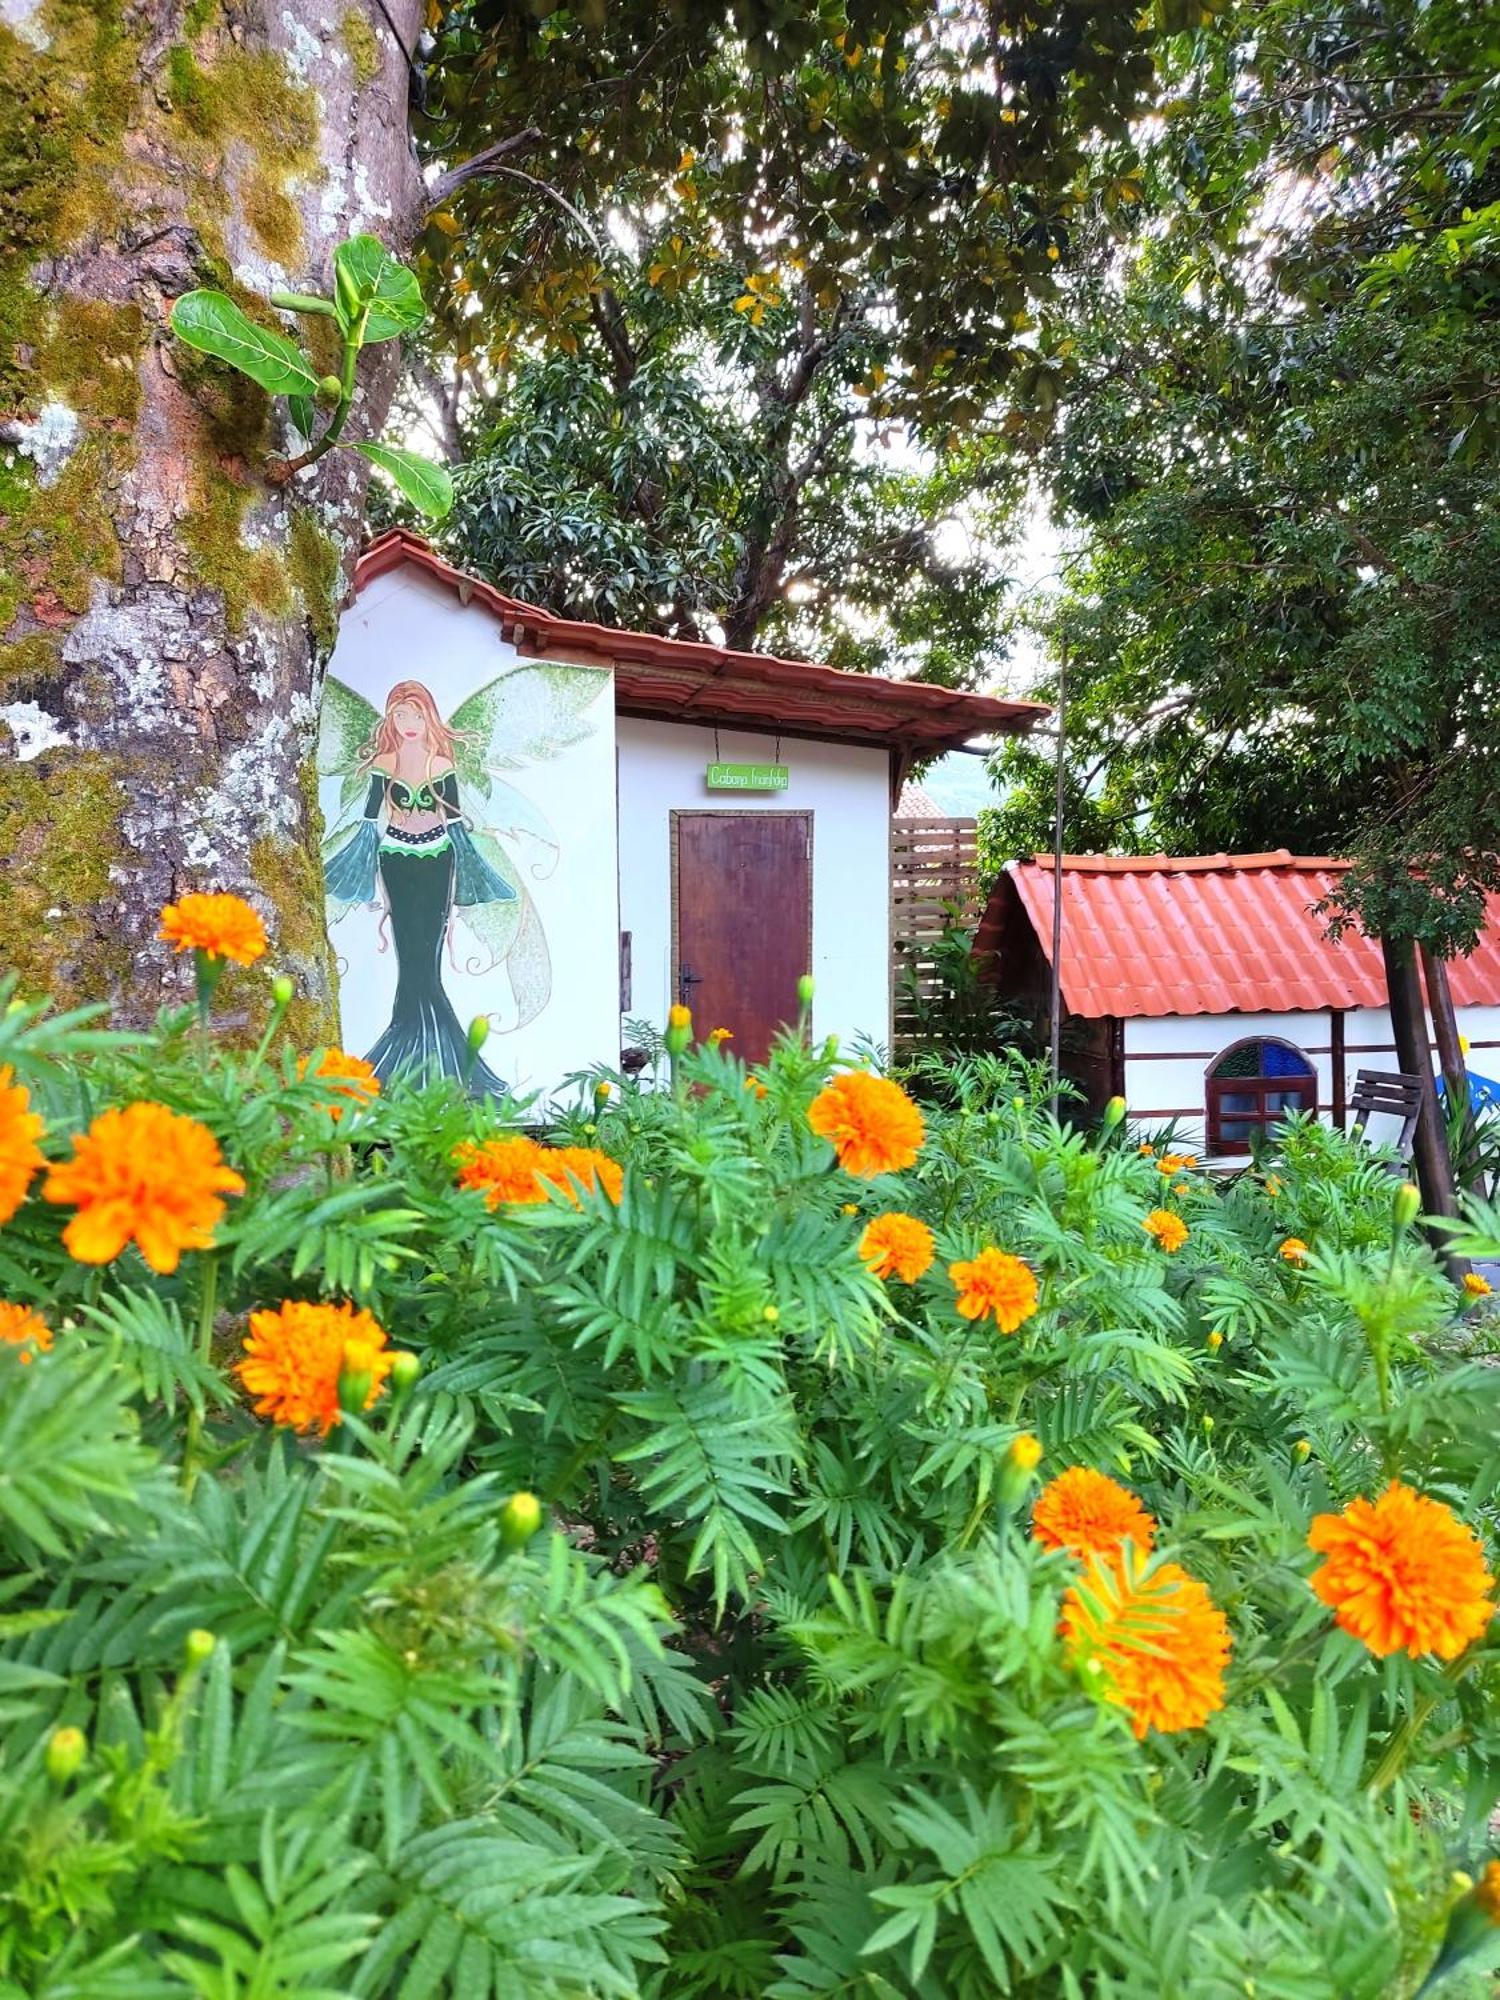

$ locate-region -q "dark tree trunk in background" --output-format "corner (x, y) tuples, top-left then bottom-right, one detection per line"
(1382, 934), (1465, 1277)
(1422, 946), (1480, 1194)
(1, 0), (424, 1031)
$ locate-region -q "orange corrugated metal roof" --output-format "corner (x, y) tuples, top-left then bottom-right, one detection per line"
(975, 852), (1500, 1018)
(354, 530), (1048, 755)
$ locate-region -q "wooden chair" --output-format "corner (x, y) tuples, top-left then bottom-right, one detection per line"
(1347, 1070), (1424, 1160)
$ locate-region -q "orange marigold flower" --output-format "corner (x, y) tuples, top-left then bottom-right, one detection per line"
(535, 1145), (624, 1206)
(667, 1003), (692, 1032)
(858, 1211), (935, 1284)
(0, 1065), (45, 1226)
(708, 1027), (733, 1045)
(1032, 1465), (1156, 1560)
(455, 1134), (549, 1208)
(158, 892), (268, 966)
(1157, 1153), (1195, 1175)
(1063, 1549), (1232, 1738)
(299, 1048), (381, 1118)
(949, 1247), (1038, 1331)
(1279, 1236), (1309, 1264)
(43, 1102), (244, 1274)
(0, 1300), (52, 1362)
(1142, 1208), (1189, 1253)
(456, 1136), (622, 1209)
(1137, 1142), (1156, 1156)
(1463, 1272), (1493, 1298)
(1475, 1860), (1500, 1923)
(1307, 1481), (1496, 1660)
(1264, 1175), (1283, 1197)
(808, 1071), (924, 1178)
(237, 1299), (392, 1437)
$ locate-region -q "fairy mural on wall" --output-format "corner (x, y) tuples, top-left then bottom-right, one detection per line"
(317, 564), (616, 1102)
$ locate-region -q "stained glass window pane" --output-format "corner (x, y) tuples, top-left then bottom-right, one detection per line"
(1215, 1042), (1263, 1078)
(1210, 1039), (1314, 1081)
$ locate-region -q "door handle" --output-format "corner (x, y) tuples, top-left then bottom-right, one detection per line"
(678, 965), (703, 1002)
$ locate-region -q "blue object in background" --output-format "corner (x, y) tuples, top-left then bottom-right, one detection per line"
(1435, 1070), (1500, 1113)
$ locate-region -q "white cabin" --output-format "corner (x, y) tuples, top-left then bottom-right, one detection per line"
(319, 530), (1044, 1104)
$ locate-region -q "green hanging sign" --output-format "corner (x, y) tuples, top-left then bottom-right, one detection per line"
(706, 761), (789, 792)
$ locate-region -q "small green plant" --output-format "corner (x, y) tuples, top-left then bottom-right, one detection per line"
(170, 234), (453, 517)
(893, 902), (1029, 1071)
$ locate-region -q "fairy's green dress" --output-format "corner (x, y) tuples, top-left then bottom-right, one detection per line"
(324, 771), (512, 1098)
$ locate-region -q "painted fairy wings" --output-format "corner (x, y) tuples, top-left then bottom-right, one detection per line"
(318, 663), (607, 850)
(317, 676), (382, 850)
(449, 663), (607, 791)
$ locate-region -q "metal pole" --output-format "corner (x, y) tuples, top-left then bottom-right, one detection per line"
(1049, 643), (1066, 1115)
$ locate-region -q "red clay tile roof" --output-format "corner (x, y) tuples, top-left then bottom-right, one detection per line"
(975, 852), (1500, 1018)
(355, 529), (1048, 756)
(893, 782), (946, 820)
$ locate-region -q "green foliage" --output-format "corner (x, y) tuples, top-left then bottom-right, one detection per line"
(1, 971), (1499, 1994)
(416, 0), (1163, 664)
(169, 236), (452, 518)
(893, 905), (1033, 1072)
(984, 0), (1500, 951)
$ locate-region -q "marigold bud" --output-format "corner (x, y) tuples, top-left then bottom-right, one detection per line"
(593, 1080), (612, 1109)
(664, 1004), (692, 1056)
(467, 1014), (491, 1053)
(270, 972), (295, 1009)
(45, 1726), (87, 1785)
(1293, 1438), (1312, 1462)
(762, 1303), (780, 1324)
(998, 1430), (1043, 1507)
(500, 1489), (543, 1548)
(337, 1338), (377, 1414)
(1393, 1182), (1422, 1231)
(183, 1628), (216, 1667)
(1101, 1095), (1127, 1132)
(1206, 1330), (1223, 1351)
(797, 974), (815, 1008)
(1201, 1414), (1214, 1433)
(1426, 1859), (1500, 1987)
(389, 1350), (421, 1393)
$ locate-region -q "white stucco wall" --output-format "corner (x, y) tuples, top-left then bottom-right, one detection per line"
(320, 567), (619, 1105)
(615, 717), (892, 1054)
(1123, 1004), (1500, 1149)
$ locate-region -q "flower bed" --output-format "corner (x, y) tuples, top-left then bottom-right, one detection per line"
(2, 905), (1500, 1996)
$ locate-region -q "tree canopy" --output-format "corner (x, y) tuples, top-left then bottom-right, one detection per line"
(985, 0), (1500, 951)
(408, 0), (1164, 675)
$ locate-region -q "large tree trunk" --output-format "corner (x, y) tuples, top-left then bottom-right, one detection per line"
(1381, 933), (1465, 1279)
(1, 0), (424, 1032)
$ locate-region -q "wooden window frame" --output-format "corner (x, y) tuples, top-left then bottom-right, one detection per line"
(1205, 1036), (1317, 1155)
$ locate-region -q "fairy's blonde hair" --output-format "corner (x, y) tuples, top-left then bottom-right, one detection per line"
(359, 681), (474, 778)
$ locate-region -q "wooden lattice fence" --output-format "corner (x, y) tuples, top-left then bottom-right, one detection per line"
(891, 816), (984, 1052)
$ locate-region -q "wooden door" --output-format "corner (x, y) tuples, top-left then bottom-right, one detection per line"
(673, 812), (812, 1064)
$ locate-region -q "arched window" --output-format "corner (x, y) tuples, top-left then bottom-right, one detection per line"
(1206, 1037), (1317, 1153)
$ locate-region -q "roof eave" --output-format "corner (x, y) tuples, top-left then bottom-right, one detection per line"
(353, 529), (1048, 756)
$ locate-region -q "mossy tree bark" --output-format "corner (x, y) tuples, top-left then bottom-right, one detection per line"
(1, 0), (425, 1031)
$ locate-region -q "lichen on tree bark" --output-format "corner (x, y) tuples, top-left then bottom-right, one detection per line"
(1, 0), (424, 1030)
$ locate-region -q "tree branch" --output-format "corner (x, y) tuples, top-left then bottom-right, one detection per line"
(426, 127), (543, 209)
(589, 288), (638, 392)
